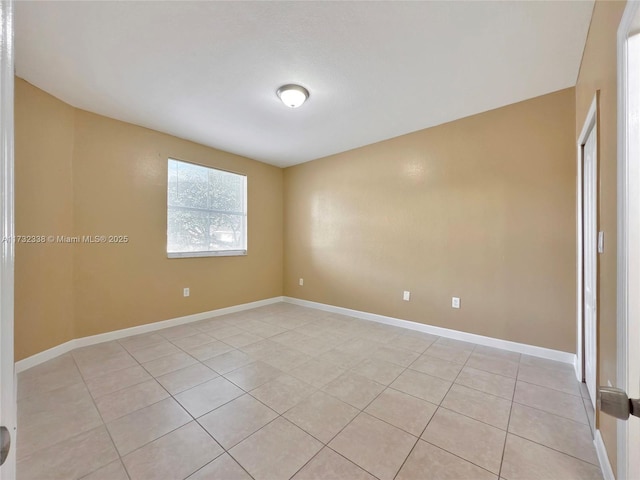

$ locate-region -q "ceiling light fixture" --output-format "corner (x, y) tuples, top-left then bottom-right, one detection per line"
(276, 84), (309, 108)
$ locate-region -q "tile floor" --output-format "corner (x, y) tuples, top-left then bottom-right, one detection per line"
(16, 303), (602, 480)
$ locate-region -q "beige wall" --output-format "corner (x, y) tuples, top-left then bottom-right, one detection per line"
(284, 88), (577, 353)
(15, 80), (76, 361)
(575, 0), (627, 472)
(14, 79), (284, 360)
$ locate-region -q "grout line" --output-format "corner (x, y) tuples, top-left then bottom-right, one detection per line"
(316, 341), (443, 478)
(323, 447), (384, 480)
(432, 404), (508, 433)
(514, 380), (589, 418)
(391, 438), (419, 480)
(186, 454), (256, 480)
(70, 354), (133, 480)
(513, 374), (585, 399)
(285, 447), (332, 480)
(506, 431), (601, 468)
(418, 438), (500, 478)
(510, 396), (590, 426)
(498, 348), (520, 479)
(96, 331), (259, 472)
(387, 351), (445, 480)
(578, 382), (597, 435)
(392, 343), (501, 479)
(456, 362), (519, 382)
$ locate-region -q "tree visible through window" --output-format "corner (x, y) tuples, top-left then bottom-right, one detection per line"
(167, 159), (247, 257)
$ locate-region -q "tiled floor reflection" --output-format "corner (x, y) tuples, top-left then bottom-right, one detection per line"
(17, 303), (602, 479)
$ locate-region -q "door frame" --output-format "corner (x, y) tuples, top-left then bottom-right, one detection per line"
(576, 93), (599, 415)
(617, 2), (640, 479)
(0, 0), (15, 478)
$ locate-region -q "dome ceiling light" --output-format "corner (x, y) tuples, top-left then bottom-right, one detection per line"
(276, 84), (309, 108)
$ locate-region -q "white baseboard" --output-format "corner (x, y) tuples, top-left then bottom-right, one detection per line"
(17, 295), (577, 373)
(594, 429), (615, 480)
(15, 296), (284, 373)
(283, 296), (576, 365)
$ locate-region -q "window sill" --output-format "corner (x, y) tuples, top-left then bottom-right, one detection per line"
(167, 250), (247, 259)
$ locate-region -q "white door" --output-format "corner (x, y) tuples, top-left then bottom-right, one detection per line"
(616, 3), (640, 477)
(624, 23), (640, 480)
(583, 125), (598, 409)
(618, 19), (640, 480)
(0, 0), (15, 478)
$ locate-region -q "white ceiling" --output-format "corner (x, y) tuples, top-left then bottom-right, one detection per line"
(15, 1), (594, 168)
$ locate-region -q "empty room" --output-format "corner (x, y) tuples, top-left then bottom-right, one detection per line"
(1, 0), (639, 479)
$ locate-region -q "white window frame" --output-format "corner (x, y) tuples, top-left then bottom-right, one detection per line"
(167, 158), (247, 258)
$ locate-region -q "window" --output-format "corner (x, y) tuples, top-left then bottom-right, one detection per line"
(167, 159), (247, 258)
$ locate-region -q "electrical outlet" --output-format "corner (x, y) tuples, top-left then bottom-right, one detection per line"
(452, 297), (460, 308)
(299, 278), (304, 286)
(183, 288), (190, 297)
(403, 291), (411, 301)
